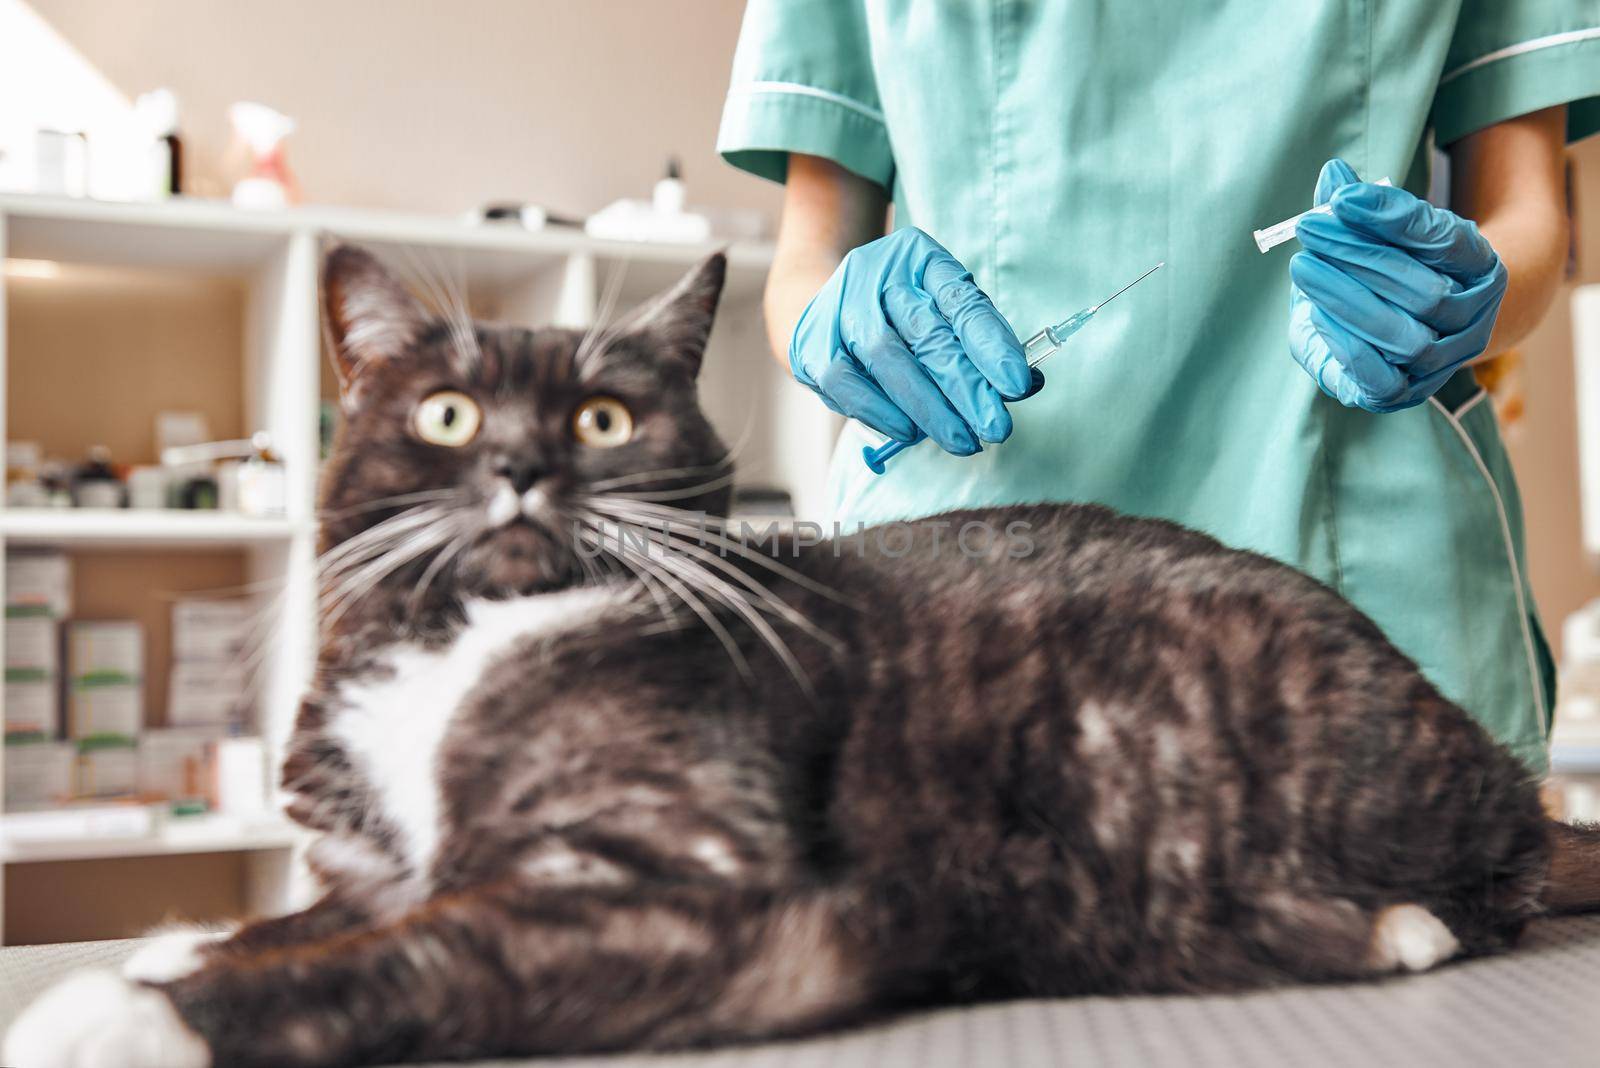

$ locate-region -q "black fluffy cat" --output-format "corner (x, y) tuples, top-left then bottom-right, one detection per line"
(10, 246), (1600, 1068)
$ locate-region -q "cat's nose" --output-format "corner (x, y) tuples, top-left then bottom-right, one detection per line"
(494, 459), (545, 494)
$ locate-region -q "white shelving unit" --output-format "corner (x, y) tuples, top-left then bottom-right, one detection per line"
(0, 192), (830, 943)
(0, 509), (308, 547)
(0, 815), (300, 865)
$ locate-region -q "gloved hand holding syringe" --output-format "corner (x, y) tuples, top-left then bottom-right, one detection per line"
(787, 227), (1166, 476)
(861, 261), (1165, 472)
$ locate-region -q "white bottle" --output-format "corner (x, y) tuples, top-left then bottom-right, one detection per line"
(653, 157), (686, 216)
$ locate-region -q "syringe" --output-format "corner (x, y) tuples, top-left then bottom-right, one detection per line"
(862, 261), (1165, 474)
(1252, 177), (1392, 253)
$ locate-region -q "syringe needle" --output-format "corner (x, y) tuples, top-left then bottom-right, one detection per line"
(1090, 261), (1165, 313)
(862, 258), (1166, 474)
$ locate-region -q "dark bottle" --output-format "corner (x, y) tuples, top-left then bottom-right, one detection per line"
(72, 445), (124, 508)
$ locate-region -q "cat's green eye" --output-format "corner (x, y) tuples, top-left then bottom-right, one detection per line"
(572, 396), (633, 449)
(413, 390), (481, 447)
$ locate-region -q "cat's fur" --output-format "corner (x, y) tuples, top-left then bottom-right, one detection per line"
(10, 247), (1600, 1068)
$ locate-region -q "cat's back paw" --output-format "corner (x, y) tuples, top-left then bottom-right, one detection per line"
(3, 969), (211, 1068)
(1369, 903), (1461, 973)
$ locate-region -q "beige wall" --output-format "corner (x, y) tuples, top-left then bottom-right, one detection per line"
(26, 0), (781, 222)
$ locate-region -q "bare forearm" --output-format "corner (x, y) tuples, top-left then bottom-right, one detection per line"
(1449, 105), (1570, 359)
(763, 154), (889, 366)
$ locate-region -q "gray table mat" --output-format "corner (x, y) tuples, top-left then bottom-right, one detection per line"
(4, 917), (1600, 1067)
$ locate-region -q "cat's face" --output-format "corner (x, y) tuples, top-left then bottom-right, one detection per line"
(318, 246), (730, 607)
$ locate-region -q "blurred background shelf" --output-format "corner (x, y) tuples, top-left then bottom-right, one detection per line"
(0, 508), (307, 547)
(1, 810), (299, 864)
(0, 193), (775, 299)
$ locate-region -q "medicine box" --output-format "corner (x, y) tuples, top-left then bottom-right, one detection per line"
(4, 741), (74, 808)
(171, 599), (255, 663)
(66, 621), (143, 685)
(139, 728), (217, 802)
(213, 736), (268, 815)
(68, 683), (142, 740)
(3, 678), (56, 739)
(76, 740), (139, 798)
(5, 616), (58, 678)
(5, 552), (72, 618)
(167, 661), (247, 726)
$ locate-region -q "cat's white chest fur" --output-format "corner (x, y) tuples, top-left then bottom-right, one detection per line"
(329, 586), (620, 882)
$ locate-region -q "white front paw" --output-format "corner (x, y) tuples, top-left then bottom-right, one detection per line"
(3, 969), (211, 1068)
(122, 927), (232, 982)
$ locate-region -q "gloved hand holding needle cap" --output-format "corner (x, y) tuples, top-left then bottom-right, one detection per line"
(1288, 158), (1508, 413)
(788, 227), (1039, 456)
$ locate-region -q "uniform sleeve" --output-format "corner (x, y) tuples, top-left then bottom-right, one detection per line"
(1433, 2), (1600, 146)
(716, 0), (893, 190)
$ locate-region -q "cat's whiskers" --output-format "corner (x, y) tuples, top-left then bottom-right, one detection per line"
(320, 509), (455, 594)
(404, 524), (472, 618)
(319, 523), (449, 610)
(581, 495), (856, 607)
(608, 472), (738, 503)
(555, 504), (677, 624)
(583, 507), (838, 648)
(431, 247), (483, 374)
(320, 519), (461, 633)
(571, 514), (756, 684)
(587, 456), (734, 493)
(316, 504), (463, 629)
(318, 488), (463, 521)
(570, 258), (634, 380)
(570, 508), (823, 697)
(319, 503), (456, 571)
(658, 531), (842, 651)
(389, 243), (482, 375)
(587, 398), (758, 497)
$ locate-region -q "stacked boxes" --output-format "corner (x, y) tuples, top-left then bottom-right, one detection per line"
(168, 599), (253, 727)
(137, 728), (216, 805)
(74, 738), (139, 798)
(4, 568), (266, 811)
(3, 742), (74, 808)
(4, 615), (57, 739)
(138, 599), (256, 808)
(66, 621), (143, 739)
(66, 620), (143, 796)
(4, 552), (72, 807)
(5, 552), (72, 619)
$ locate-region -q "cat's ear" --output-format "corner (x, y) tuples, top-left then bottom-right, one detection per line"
(616, 251), (726, 378)
(321, 244), (426, 406)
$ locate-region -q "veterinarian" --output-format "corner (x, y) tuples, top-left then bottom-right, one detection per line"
(718, 3), (1600, 771)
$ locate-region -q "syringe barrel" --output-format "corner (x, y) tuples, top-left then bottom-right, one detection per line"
(1024, 328), (1058, 366)
(1253, 177), (1392, 253)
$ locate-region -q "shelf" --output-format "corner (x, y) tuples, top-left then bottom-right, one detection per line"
(1, 812), (300, 864)
(0, 509), (308, 548)
(0, 193), (774, 293)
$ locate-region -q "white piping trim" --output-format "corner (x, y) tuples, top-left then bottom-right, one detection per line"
(1440, 27), (1600, 86)
(725, 81), (886, 126)
(1452, 387), (1490, 420)
(1428, 395), (1547, 733)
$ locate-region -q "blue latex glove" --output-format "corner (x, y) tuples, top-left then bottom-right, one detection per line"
(1288, 159), (1508, 413)
(790, 227), (1033, 454)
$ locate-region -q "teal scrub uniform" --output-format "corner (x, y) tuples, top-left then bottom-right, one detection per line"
(718, 1), (1600, 771)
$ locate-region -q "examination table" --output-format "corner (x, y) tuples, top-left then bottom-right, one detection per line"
(3, 917), (1599, 1067)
